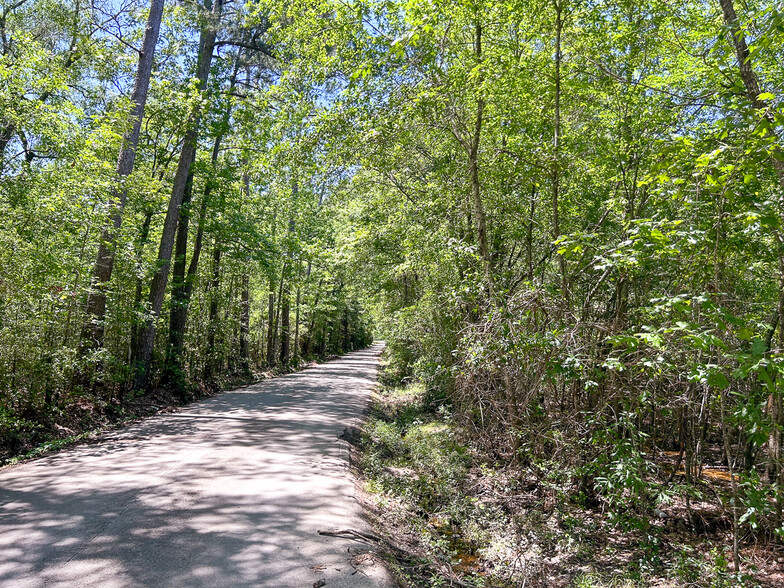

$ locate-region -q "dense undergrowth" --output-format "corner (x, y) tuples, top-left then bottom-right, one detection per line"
(360, 353), (782, 588)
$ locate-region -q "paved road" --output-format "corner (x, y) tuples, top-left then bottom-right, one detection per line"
(0, 343), (394, 588)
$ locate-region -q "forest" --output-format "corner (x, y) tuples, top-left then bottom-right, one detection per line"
(1, 0), (784, 585)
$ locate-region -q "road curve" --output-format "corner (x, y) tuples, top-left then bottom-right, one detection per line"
(0, 343), (394, 588)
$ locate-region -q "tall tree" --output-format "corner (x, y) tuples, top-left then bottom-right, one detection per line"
(79, 0), (166, 353)
(719, 0), (784, 542)
(164, 55), (242, 387)
(133, 0), (224, 389)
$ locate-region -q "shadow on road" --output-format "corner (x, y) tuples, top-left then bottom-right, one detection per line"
(0, 345), (392, 588)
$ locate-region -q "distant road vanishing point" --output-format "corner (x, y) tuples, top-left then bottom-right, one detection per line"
(0, 343), (395, 587)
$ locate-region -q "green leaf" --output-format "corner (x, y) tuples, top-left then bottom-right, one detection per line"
(707, 371), (729, 390)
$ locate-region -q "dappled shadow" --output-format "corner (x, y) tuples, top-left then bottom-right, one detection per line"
(0, 344), (392, 587)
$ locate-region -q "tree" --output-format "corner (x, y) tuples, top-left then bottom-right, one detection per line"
(133, 0), (224, 390)
(80, 0), (166, 353)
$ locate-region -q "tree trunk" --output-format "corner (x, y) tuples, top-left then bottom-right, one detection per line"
(552, 0), (566, 297)
(133, 0), (223, 390)
(304, 278), (323, 357)
(164, 155), (196, 390)
(266, 288), (276, 366)
(279, 285), (290, 365)
(204, 240), (222, 381)
(294, 286), (301, 362)
(468, 18), (492, 297)
(128, 209), (154, 368)
(322, 322), (330, 355)
(527, 184), (536, 282)
(80, 0), (165, 352)
(719, 0), (784, 536)
(240, 272), (250, 375)
(225, 275), (236, 373)
(342, 308), (349, 353)
(279, 186), (297, 366)
(272, 271), (285, 364)
(0, 126), (14, 174)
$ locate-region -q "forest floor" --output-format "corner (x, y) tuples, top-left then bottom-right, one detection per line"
(0, 345), (393, 587)
(357, 360), (784, 588)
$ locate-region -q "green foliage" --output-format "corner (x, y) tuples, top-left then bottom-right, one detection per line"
(573, 573), (643, 588)
(0, 407), (42, 451)
(2, 0), (784, 581)
(363, 386), (470, 513)
(0, 0), (378, 458)
(280, 0), (784, 580)
(670, 546), (754, 588)
(592, 417), (657, 532)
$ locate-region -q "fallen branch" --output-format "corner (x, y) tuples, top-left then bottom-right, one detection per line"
(317, 528), (381, 542)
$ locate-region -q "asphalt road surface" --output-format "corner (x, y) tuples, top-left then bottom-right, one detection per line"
(0, 343), (395, 587)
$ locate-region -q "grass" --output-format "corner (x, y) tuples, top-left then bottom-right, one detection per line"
(359, 381), (524, 587)
(3, 430), (101, 466)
